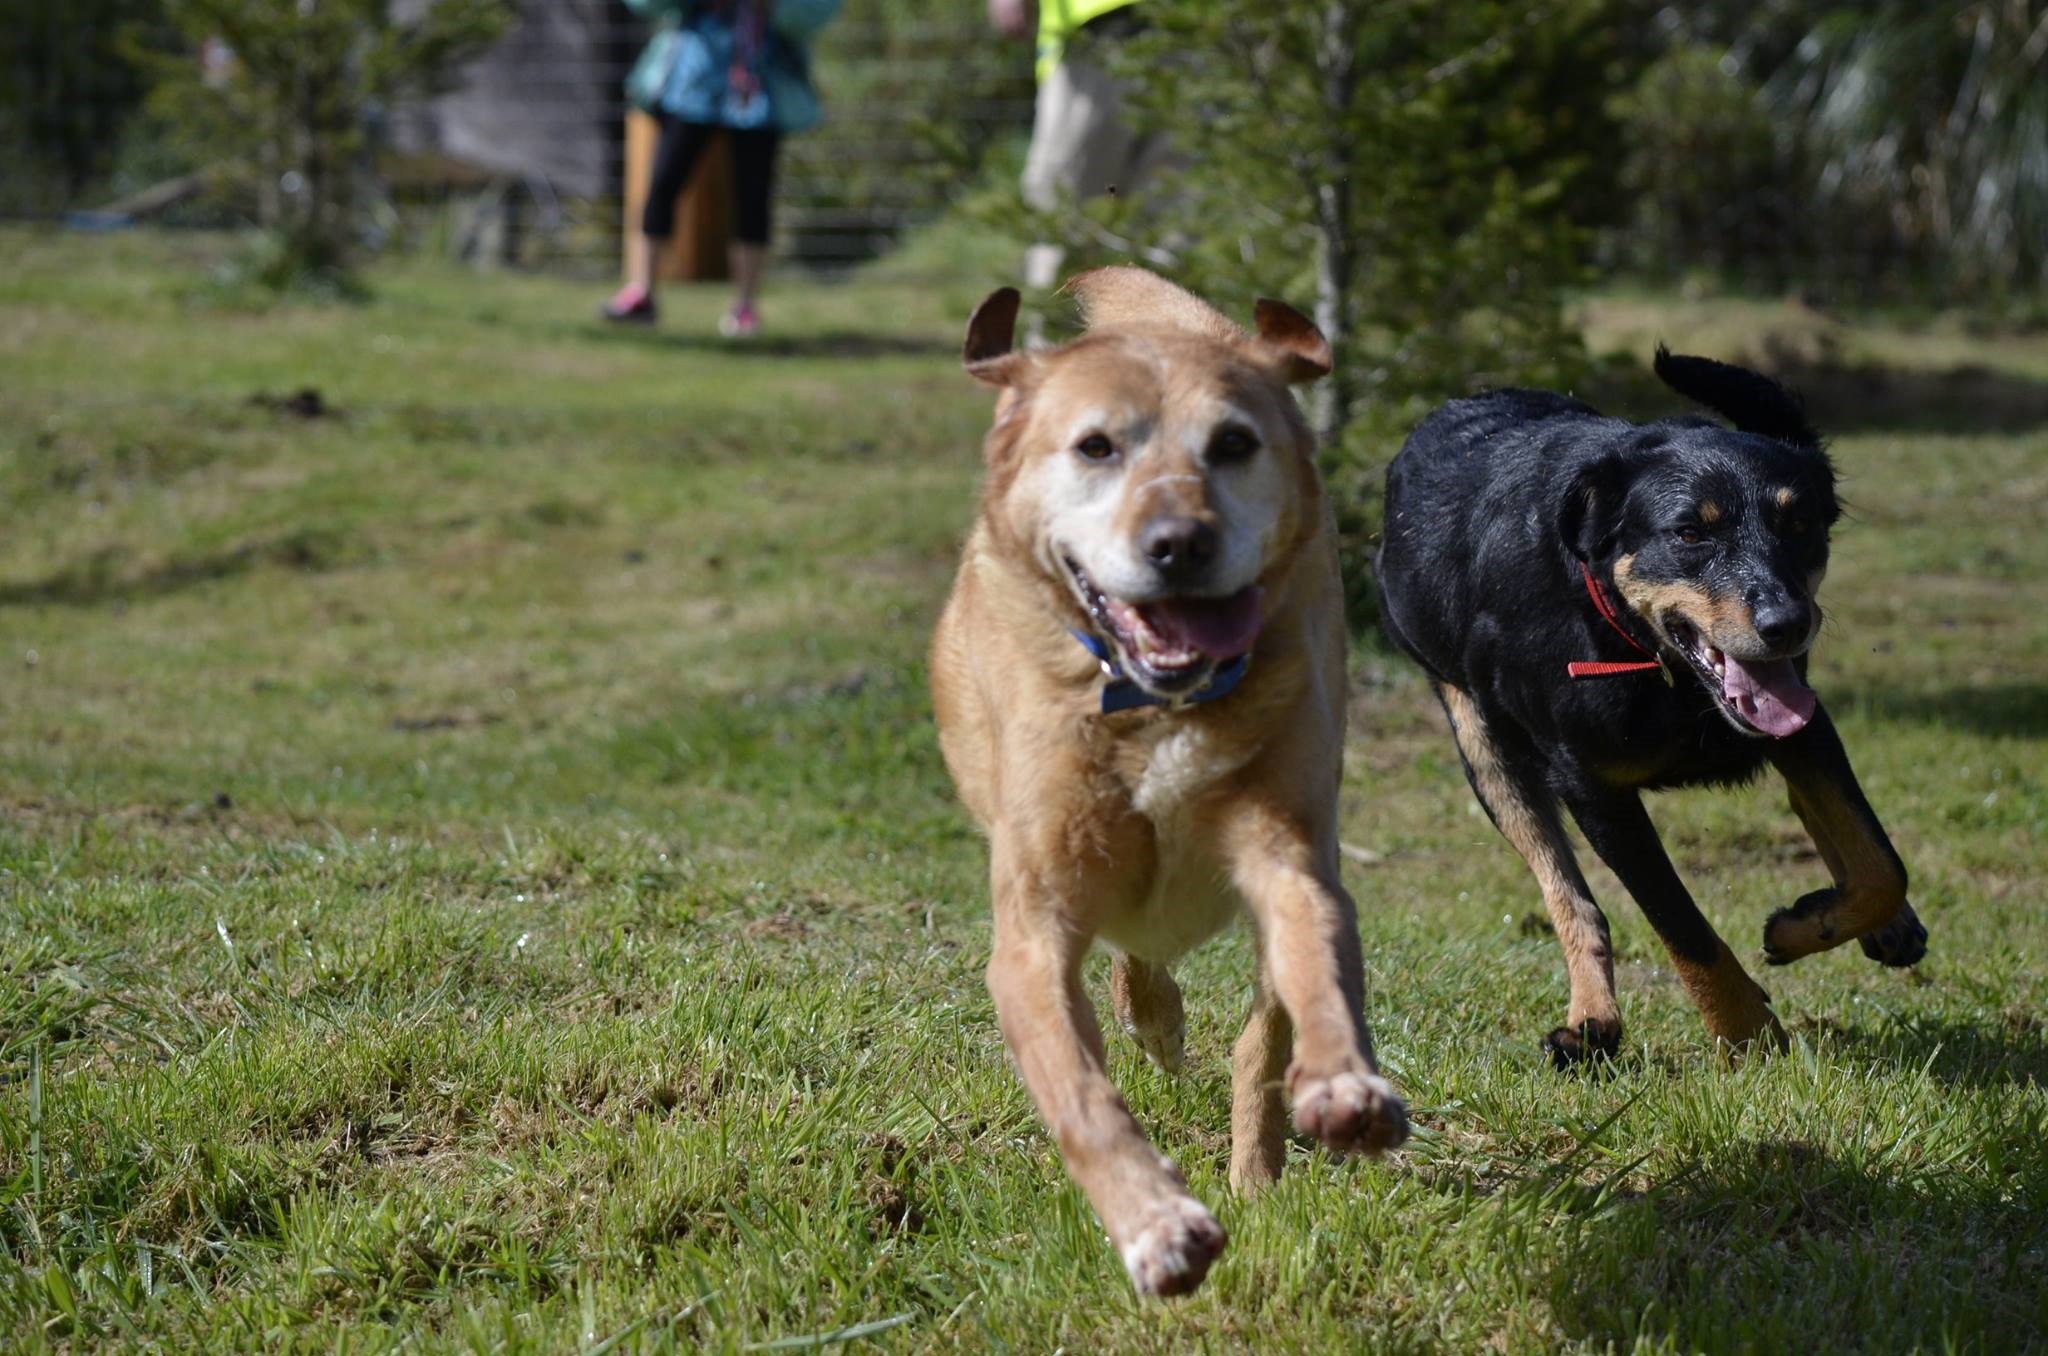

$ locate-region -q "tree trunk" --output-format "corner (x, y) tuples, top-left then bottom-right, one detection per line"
(1309, 2), (1359, 446)
(1312, 182), (1349, 446)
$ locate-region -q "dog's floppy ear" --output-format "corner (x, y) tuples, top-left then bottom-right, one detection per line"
(963, 287), (1031, 387)
(1252, 298), (1331, 385)
(1558, 453), (1630, 563)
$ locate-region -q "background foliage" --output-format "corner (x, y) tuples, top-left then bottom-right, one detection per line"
(9, 2), (2046, 308)
(0, 0), (172, 216)
(142, 0), (511, 290)
(1614, 0), (2048, 306)
(1002, 0), (1629, 628)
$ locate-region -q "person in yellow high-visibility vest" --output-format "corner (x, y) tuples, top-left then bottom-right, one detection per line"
(990, 0), (1172, 302)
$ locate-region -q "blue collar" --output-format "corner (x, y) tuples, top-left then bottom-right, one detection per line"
(1069, 629), (1252, 714)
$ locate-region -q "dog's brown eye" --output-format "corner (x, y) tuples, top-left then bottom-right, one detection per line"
(1075, 433), (1116, 461)
(1210, 426), (1259, 463)
(1676, 526), (1705, 545)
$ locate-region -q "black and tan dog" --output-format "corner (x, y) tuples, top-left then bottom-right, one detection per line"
(1377, 350), (1925, 1063)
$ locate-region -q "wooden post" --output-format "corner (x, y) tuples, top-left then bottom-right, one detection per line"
(622, 110), (733, 282)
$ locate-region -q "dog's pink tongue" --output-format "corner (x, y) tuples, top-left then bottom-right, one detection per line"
(1722, 655), (1817, 737)
(1141, 586), (1263, 659)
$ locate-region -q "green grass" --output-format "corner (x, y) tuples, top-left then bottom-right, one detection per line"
(1, 227), (2043, 1353)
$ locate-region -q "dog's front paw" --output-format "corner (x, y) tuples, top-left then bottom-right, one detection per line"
(1858, 901), (1927, 968)
(1118, 1194), (1226, 1298)
(1762, 887), (1841, 965)
(1290, 1069), (1409, 1155)
(1542, 1017), (1622, 1071)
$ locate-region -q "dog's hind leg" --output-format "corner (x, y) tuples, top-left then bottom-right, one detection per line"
(1438, 685), (1620, 1067)
(1558, 780), (1788, 1057)
(1763, 708), (1922, 967)
(986, 881), (1225, 1297)
(1228, 967), (1291, 1194)
(1110, 954), (1187, 1072)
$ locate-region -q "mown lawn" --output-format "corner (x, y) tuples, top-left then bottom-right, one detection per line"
(1, 228), (2043, 1353)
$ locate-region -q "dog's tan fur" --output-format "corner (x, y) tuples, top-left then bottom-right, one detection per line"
(931, 269), (1407, 1298)
(1437, 683), (1622, 1050)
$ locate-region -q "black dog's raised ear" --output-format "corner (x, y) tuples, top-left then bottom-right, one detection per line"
(963, 287), (1033, 387)
(1558, 452), (1630, 564)
(1653, 346), (1821, 449)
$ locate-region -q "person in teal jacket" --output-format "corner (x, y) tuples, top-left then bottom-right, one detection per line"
(603, 0), (841, 335)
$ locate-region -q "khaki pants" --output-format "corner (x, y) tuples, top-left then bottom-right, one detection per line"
(1020, 49), (1174, 292)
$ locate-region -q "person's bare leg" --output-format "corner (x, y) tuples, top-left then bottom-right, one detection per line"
(605, 231), (662, 320)
(627, 231), (659, 297)
(730, 242), (765, 312)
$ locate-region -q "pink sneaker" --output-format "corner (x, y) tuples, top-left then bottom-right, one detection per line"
(601, 283), (656, 324)
(718, 302), (758, 339)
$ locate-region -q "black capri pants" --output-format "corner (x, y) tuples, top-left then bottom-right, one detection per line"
(641, 119), (782, 246)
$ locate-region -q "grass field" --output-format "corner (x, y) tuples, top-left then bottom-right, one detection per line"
(1, 228), (2044, 1353)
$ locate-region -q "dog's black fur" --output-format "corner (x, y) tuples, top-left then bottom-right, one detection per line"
(1378, 350), (1924, 1064)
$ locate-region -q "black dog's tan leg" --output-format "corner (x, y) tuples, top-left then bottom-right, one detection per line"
(1110, 954), (1187, 1072)
(1228, 969), (1291, 1194)
(1439, 685), (1621, 1066)
(1560, 781), (1787, 1056)
(1762, 708), (1922, 967)
(986, 890), (1224, 1297)
(1220, 807), (1409, 1157)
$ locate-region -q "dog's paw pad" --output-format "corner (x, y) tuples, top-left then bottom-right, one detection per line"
(1119, 1195), (1225, 1298)
(1542, 1019), (1621, 1071)
(1291, 1070), (1409, 1155)
(1858, 904), (1927, 968)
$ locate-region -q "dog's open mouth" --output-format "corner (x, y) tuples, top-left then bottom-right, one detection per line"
(1065, 558), (1262, 695)
(1667, 620), (1816, 738)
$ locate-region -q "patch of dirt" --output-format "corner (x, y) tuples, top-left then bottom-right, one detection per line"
(248, 387), (334, 419)
(744, 911), (809, 941)
(390, 710), (504, 733)
(859, 1133), (926, 1236)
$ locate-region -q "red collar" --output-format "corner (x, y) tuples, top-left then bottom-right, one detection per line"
(1568, 563), (1667, 680)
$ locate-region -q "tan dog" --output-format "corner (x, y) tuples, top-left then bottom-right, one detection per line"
(930, 269), (1409, 1297)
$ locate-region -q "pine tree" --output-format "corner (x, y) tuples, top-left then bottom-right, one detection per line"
(1077, 0), (1628, 627)
(148, 0), (510, 289)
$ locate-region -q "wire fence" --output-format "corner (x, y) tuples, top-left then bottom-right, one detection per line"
(1, 4), (1035, 277)
(390, 8), (1036, 274)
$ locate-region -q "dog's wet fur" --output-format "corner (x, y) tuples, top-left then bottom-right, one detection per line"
(1378, 349), (1924, 1064)
(931, 269), (1408, 1298)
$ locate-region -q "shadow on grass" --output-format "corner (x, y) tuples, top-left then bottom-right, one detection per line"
(1583, 348), (2048, 436)
(1832, 681), (2048, 738)
(1782, 358), (2048, 436)
(1824, 1013), (2048, 1090)
(0, 527), (351, 609)
(1542, 1138), (2047, 1352)
(587, 326), (955, 361)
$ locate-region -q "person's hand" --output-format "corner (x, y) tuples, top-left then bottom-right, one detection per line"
(989, 0), (1031, 39)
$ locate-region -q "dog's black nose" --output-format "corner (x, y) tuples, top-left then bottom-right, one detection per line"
(1141, 516), (1217, 577)
(1753, 599), (1811, 650)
